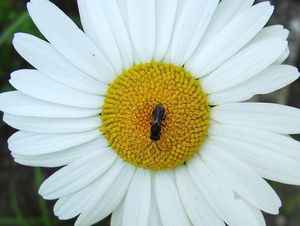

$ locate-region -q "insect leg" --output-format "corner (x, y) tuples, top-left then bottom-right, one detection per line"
(144, 141), (153, 150)
(155, 142), (161, 151)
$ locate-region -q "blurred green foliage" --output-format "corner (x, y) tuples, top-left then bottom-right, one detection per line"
(0, 1), (40, 93)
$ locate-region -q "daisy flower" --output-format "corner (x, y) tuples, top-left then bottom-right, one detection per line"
(1, 0), (300, 225)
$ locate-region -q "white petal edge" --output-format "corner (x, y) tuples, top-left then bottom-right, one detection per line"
(54, 159), (126, 220)
(122, 169), (151, 226)
(186, 2), (273, 77)
(13, 33), (108, 95)
(187, 156), (264, 226)
(166, 0), (219, 65)
(195, 0), (255, 51)
(209, 124), (300, 159)
(200, 38), (287, 93)
(39, 149), (117, 200)
(28, 0), (116, 84)
(3, 113), (101, 134)
(208, 123), (300, 160)
(275, 47), (290, 64)
(208, 65), (299, 105)
(249, 206), (267, 226)
(200, 142), (281, 214)
(10, 69), (103, 109)
(153, 0), (178, 62)
(154, 171), (191, 226)
(77, 0), (124, 73)
(147, 187), (163, 226)
(175, 166), (225, 226)
(246, 25), (289, 46)
(211, 103), (300, 134)
(75, 161), (135, 226)
(111, 202), (125, 226)
(244, 24), (290, 64)
(127, 0), (156, 63)
(210, 136), (300, 185)
(8, 130), (101, 155)
(0, 91), (100, 118)
(12, 138), (109, 168)
(100, 0), (134, 69)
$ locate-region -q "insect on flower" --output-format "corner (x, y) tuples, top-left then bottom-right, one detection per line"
(150, 104), (165, 142)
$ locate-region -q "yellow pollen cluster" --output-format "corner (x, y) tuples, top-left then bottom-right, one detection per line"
(101, 62), (210, 170)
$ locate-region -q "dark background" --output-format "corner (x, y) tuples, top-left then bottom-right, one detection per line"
(0, 0), (300, 226)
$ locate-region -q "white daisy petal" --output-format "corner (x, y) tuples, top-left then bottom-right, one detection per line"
(200, 38), (287, 93)
(148, 189), (163, 226)
(187, 156), (263, 226)
(208, 65), (299, 105)
(209, 124), (300, 160)
(10, 70), (103, 109)
(122, 169), (151, 226)
(8, 130), (101, 155)
(153, 0), (178, 62)
(167, 0), (219, 65)
(275, 47), (290, 64)
(3, 114), (101, 134)
(186, 2), (274, 77)
(28, 0), (116, 84)
(161, 0), (186, 62)
(78, 0), (124, 73)
(249, 206), (267, 226)
(196, 0), (255, 49)
(75, 162), (135, 226)
(111, 202), (125, 226)
(54, 191), (89, 220)
(200, 142), (281, 214)
(247, 25), (289, 45)
(245, 24), (290, 64)
(54, 198), (79, 220)
(0, 91), (100, 118)
(54, 181), (100, 220)
(39, 150), (117, 200)
(175, 166), (225, 226)
(127, 0), (156, 63)
(210, 136), (300, 185)
(100, 0), (134, 69)
(154, 171), (191, 226)
(12, 138), (109, 168)
(211, 103), (300, 134)
(54, 159), (125, 220)
(115, 0), (128, 24)
(53, 197), (70, 219)
(246, 24), (290, 65)
(12, 33), (108, 95)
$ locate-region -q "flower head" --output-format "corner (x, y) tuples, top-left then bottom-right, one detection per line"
(0, 0), (300, 226)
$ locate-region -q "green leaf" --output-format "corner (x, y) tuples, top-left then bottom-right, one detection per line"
(0, 12), (29, 46)
(34, 168), (52, 226)
(10, 180), (30, 226)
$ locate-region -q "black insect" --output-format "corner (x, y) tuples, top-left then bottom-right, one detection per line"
(150, 104), (165, 141)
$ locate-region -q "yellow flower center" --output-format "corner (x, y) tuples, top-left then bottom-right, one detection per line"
(101, 62), (210, 170)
